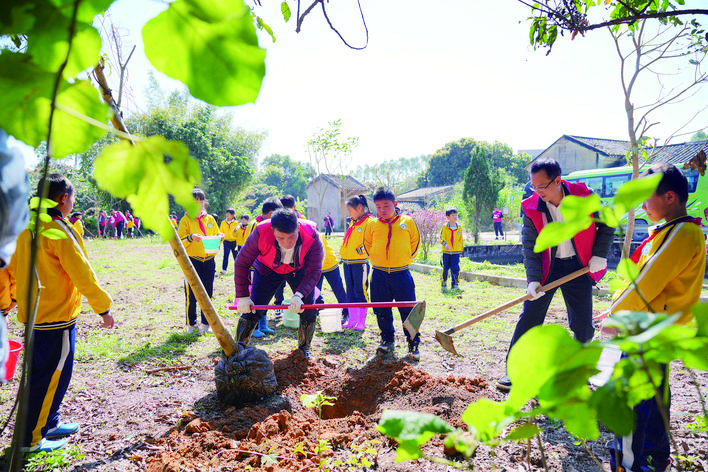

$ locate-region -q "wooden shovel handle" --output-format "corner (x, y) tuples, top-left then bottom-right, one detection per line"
(443, 266), (590, 335)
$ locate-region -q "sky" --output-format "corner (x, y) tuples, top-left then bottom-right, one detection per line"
(13, 0), (708, 170)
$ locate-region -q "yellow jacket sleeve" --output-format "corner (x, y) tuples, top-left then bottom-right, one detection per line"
(320, 234), (339, 271)
(178, 215), (193, 251)
(0, 266), (16, 315)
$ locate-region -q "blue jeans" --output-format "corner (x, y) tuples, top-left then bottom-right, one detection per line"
(247, 270), (317, 323)
(441, 253), (460, 286)
(370, 268), (419, 345)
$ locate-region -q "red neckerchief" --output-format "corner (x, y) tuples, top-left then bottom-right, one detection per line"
(377, 212), (401, 257)
(343, 213), (370, 246)
(240, 223), (247, 238)
(197, 212), (207, 235)
(448, 223), (457, 247)
(630, 216), (702, 263)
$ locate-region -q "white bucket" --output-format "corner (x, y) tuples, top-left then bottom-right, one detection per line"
(319, 308), (342, 333)
(589, 345), (622, 387)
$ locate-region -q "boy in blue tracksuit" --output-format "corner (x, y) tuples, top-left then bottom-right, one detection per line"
(363, 186), (421, 360)
(602, 163), (705, 472)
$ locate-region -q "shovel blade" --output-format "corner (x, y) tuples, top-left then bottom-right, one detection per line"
(402, 301), (426, 339)
(435, 330), (459, 356)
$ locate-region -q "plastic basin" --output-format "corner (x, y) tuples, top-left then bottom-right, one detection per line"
(5, 340), (23, 381)
(282, 300), (300, 329)
(319, 308), (342, 333)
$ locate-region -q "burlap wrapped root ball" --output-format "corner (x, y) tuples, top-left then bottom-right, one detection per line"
(215, 342), (277, 406)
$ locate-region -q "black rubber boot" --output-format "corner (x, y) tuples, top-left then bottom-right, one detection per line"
(236, 317), (259, 345)
(298, 319), (317, 357)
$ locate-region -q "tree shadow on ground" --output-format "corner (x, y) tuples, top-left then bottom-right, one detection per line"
(117, 332), (201, 370)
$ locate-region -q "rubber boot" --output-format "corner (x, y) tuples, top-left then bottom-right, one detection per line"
(259, 314), (274, 335)
(236, 317), (260, 345)
(341, 309), (349, 326)
(352, 308), (367, 330)
(298, 319), (317, 357)
(342, 307), (357, 328)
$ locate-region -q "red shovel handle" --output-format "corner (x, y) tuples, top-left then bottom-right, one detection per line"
(228, 301), (421, 311)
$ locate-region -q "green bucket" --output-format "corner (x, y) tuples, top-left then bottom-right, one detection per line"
(281, 300), (300, 329)
(201, 236), (221, 254)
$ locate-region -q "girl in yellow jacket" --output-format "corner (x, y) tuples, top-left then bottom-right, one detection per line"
(178, 188), (224, 335)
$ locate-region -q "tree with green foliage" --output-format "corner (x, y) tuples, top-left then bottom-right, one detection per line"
(417, 138), (477, 187)
(354, 155), (429, 194)
(691, 129), (708, 141)
(260, 153), (309, 199)
(462, 144), (505, 243)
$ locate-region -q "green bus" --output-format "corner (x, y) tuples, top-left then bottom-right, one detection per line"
(564, 165), (708, 240)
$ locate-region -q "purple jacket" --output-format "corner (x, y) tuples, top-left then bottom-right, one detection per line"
(234, 221), (324, 299)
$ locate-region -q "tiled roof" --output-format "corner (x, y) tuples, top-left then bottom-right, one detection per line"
(548, 135), (708, 165)
(308, 174), (368, 191)
(397, 185), (455, 200)
(396, 201), (424, 213)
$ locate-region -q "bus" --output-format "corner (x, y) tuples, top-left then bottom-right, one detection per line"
(564, 165), (708, 240)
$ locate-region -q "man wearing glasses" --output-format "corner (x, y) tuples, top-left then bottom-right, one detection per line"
(496, 158), (614, 391)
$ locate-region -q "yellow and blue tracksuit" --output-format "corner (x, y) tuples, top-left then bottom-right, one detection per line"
(363, 211), (420, 346)
(608, 216), (705, 472)
(8, 208), (112, 447)
(178, 213), (220, 326)
(440, 223), (463, 287)
(220, 219), (239, 272)
(315, 234), (348, 314)
(340, 215), (372, 304)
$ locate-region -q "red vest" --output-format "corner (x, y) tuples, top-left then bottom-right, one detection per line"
(256, 220), (317, 274)
(522, 181), (605, 284)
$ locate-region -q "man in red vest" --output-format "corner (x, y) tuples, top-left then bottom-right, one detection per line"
(496, 158), (614, 391)
(234, 208), (323, 357)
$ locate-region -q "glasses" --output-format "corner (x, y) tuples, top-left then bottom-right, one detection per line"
(530, 179), (557, 192)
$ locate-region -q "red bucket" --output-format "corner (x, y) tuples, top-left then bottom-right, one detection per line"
(4, 340), (23, 381)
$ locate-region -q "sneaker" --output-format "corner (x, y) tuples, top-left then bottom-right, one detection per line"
(376, 341), (395, 357)
(251, 327), (265, 338)
(274, 309), (283, 320)
(408, 343), (420, 361)
(21, 438), (67, 453)
(46, 423), (79, 439)
(495, 374), (512, 392)
(186, 325), (199, 335)
(198, 323), (213, 334)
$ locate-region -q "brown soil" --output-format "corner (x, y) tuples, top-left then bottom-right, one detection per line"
(144, 351), (491, 471)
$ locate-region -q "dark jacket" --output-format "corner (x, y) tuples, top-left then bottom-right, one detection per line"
(521, 181), (614, 284)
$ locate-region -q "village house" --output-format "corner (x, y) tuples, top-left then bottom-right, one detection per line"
(306, 174), (369, 231)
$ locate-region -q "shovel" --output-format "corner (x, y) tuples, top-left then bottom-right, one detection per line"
(229, 301), (426, 339)
(435, 266), (590, 355)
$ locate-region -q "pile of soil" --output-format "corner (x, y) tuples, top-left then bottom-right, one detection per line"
(144, 351), (489, 471)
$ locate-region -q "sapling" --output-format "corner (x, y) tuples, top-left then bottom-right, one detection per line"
(301, 391), (336, 471)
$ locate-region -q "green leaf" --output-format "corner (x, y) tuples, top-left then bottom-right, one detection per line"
(591, 380), (636, 436)
(551, 401), (599, 440)
(613, 173), (661, 214)
(93, 136), (201, 240)
(42, 228), (67, 240)
(559, 193), (602, 223)
(600, 205), (620, 228)
(29, 197), (58, 209)
(377, 410), (454, 461)
(616, 258), (639, 283)
(691, 302), (708, 337)
(281, 1), (291, 22)
(505, 421), (541, 441)
(256, 16), (276, 42)
(609, 278), (627, 292)
(534, 219), (592, 253)
(461, 399), (516, 442)
(143, 0), (266, 107)
(51, 80), (109, 158)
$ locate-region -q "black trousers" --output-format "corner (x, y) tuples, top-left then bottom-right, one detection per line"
(222, 240), (238, 271)
(185, 257), (215, 326)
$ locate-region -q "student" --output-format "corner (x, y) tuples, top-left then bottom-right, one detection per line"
(170, 212), (178, 228)
(97, 210), (106, 238)
(315, 233), (349, 323)
(234, 214), (256, 252)
(496, 158), (614, 391)
(126, 214), (134, 238)
(234, 208), (323, 357)
(492, 207), (504, 240)
(133, 215), (142, 237)
(70, 212), (85, 239)
(440, 208), (463, 291)
(280, 194), (303, 218)
(178, 188), (224, 335)
(219, 208), (239, 276)
(107, 211), (116, 239)
(8, 173), (114, 453)
(363, 186), (421, 360)
(602, 163), (705, 472)
(340, 195), (372, 329)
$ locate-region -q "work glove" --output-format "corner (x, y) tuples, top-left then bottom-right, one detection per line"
(589, 256), (607, 273)
(526, 281), (545, 300)
(289, 293), (304, 314)
(237, 297), (255, 314)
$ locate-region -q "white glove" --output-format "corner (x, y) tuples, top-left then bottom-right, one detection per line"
(589, 256), (607, 273)
(237, 297), (254, 314)
(289, 293), (304, 314)
(527, 281), (545, 300)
